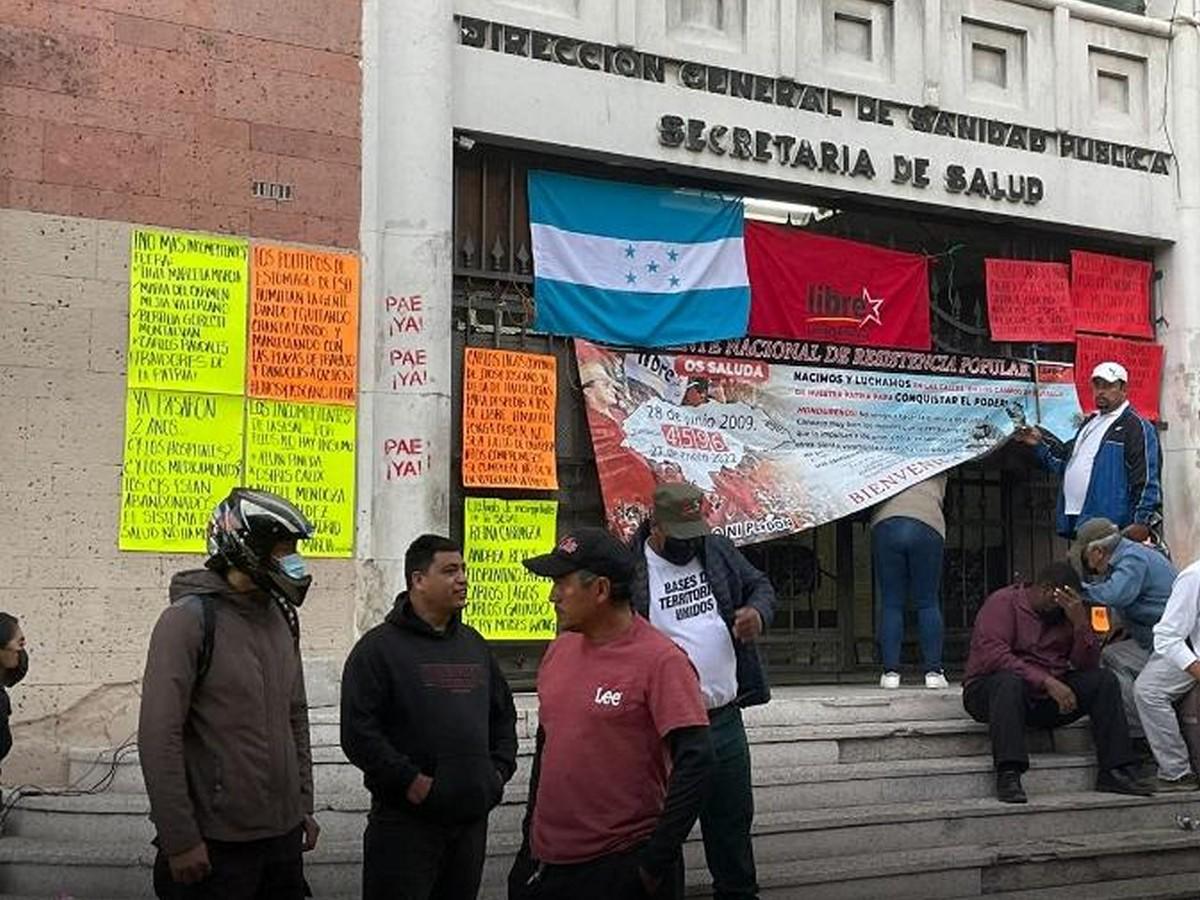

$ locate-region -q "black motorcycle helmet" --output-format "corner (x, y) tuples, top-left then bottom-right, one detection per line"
(205, 488), (316, 606)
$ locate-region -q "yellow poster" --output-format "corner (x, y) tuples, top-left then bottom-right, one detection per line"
(462, 497), (558, 640)
(245, 399), (356, 558)
(119, 389), (245, 552)
(127, 228), (249, 395)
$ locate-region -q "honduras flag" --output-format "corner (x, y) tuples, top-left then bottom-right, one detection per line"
(529, 171), (750, 347)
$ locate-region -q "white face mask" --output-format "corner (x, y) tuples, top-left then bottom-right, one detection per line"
(277, 553), (309, 580)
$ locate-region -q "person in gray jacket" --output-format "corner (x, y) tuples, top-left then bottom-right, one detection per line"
(139, 489), (319, 899)
(629, 483), (776, 900)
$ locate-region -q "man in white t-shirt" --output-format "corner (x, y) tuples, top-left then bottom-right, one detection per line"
(630, 483), (777, 900)
(1015, 361), (1163, 544)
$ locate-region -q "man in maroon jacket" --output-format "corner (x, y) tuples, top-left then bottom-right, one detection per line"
(962, 562), (1151, 803)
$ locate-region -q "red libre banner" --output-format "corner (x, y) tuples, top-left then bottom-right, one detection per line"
(985, 259), (1074, 343)
(1071, 250), (1153, 338)
(745, 222), (931, 350)
(1074, 334), (1163, 422)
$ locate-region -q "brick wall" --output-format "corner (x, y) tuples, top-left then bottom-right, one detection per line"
(0, 0), (362, 248)
(0, 0), (363, 784)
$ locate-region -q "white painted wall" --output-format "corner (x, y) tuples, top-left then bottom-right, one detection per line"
(357, 0), (457, 628)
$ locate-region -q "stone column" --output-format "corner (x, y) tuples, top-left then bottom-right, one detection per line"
(1158, 18), (1200, 562)
(356, 0), (455, 628)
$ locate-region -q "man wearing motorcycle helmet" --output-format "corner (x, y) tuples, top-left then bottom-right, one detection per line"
(139, 488), (320, 899)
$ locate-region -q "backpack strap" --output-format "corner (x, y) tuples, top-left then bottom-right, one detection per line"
(172, 594), (216, 693)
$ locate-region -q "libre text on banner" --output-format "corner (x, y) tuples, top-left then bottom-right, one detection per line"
(1071, 250), (1153, 339)
(745, 222), (931, 350)
(128, 229), (249, 395)
(462, 347), (558, 489)
(529, 170), (750, 347)
(577, 339), (1082, 545)
(462, 497), (558, 640)
(1073, 334), (1163, 422)
(985, 259), (1074, 343)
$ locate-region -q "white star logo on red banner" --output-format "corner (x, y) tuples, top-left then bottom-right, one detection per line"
(859, 288), (884, 328)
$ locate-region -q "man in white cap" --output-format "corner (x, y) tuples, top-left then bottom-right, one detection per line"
(1016, 361), (1162, 543)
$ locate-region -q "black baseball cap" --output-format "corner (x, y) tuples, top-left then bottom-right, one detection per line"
(523, 526), (635, 583)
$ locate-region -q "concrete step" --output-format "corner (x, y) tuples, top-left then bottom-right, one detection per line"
(7, 825), (1198, 899)
(743, 828), (1200, 899)
(64, 712), (1095, 800)
(12, 784), (1194, 864)
(10, 752), (1114, 850)
(952, 871), (1200, 900)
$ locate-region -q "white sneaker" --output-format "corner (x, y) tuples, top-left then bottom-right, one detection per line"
(925, 671), (950, 689)
(880, 671), (901, 689)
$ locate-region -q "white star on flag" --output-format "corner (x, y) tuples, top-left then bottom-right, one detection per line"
(859, 288), (884, 327)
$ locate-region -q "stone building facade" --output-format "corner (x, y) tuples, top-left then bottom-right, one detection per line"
(3, 0), (1200, 784)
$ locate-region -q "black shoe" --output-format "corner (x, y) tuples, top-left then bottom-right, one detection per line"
(1096, 766), (1155, 797)
(997, 770), (1027, 803)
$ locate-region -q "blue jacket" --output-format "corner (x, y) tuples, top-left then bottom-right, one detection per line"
(1083, 539), (1176, 651)
(1035, 405), (1162, 539)
(629, 523), (776, 708)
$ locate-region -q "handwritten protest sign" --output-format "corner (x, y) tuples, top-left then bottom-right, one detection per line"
(245, 399), (356, 557)
(985, 260), (1074, 343)
(461, 497), (558, 640)
(249, 245), (360, 406)
(127, 229), (248, 394)
(119, 389), (244, 552)
(1073, 334), (1163, 421)
(462, 348), (558, 489)
(1071, 250), (1153, 338)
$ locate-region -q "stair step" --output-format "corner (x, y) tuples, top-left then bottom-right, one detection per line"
(739, 828), (1200, 899)
(955, 870), (1200, 899)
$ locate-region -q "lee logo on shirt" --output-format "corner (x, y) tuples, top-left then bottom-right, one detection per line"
(594, 686), (623, 707)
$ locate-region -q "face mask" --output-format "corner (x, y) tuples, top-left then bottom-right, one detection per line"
(661, 536), (700, 566)
(276, 553), (309, 580)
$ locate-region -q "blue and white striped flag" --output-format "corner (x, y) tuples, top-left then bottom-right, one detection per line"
(529, 171), (750, 347)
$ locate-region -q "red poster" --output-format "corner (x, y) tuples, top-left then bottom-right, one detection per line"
(745, 222), (931, 350)
(1071, 250), (1153, 338)
(1073, 334), (1163, 421)
(985, 259), (1073, 343)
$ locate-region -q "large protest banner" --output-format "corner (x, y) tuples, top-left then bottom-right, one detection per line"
(577, 338), (1081, 545)
(461, 497), (558, 640)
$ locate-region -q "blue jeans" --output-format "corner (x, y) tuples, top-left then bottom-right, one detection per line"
(872, 516), (945, 673)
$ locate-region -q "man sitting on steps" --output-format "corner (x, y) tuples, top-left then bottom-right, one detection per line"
(962, 562), (1152, 803)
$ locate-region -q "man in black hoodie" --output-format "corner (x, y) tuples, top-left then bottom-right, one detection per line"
(341, 534), (518, 900)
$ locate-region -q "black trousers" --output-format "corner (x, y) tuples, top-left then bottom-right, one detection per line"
(508, 843), (684, 900)
(153, 826), (306, 900)
(363, 807), (488, 900)
(963, 669), (1138, 773)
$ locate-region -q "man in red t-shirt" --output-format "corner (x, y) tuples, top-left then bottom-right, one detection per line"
(509, 527), (713, 900)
